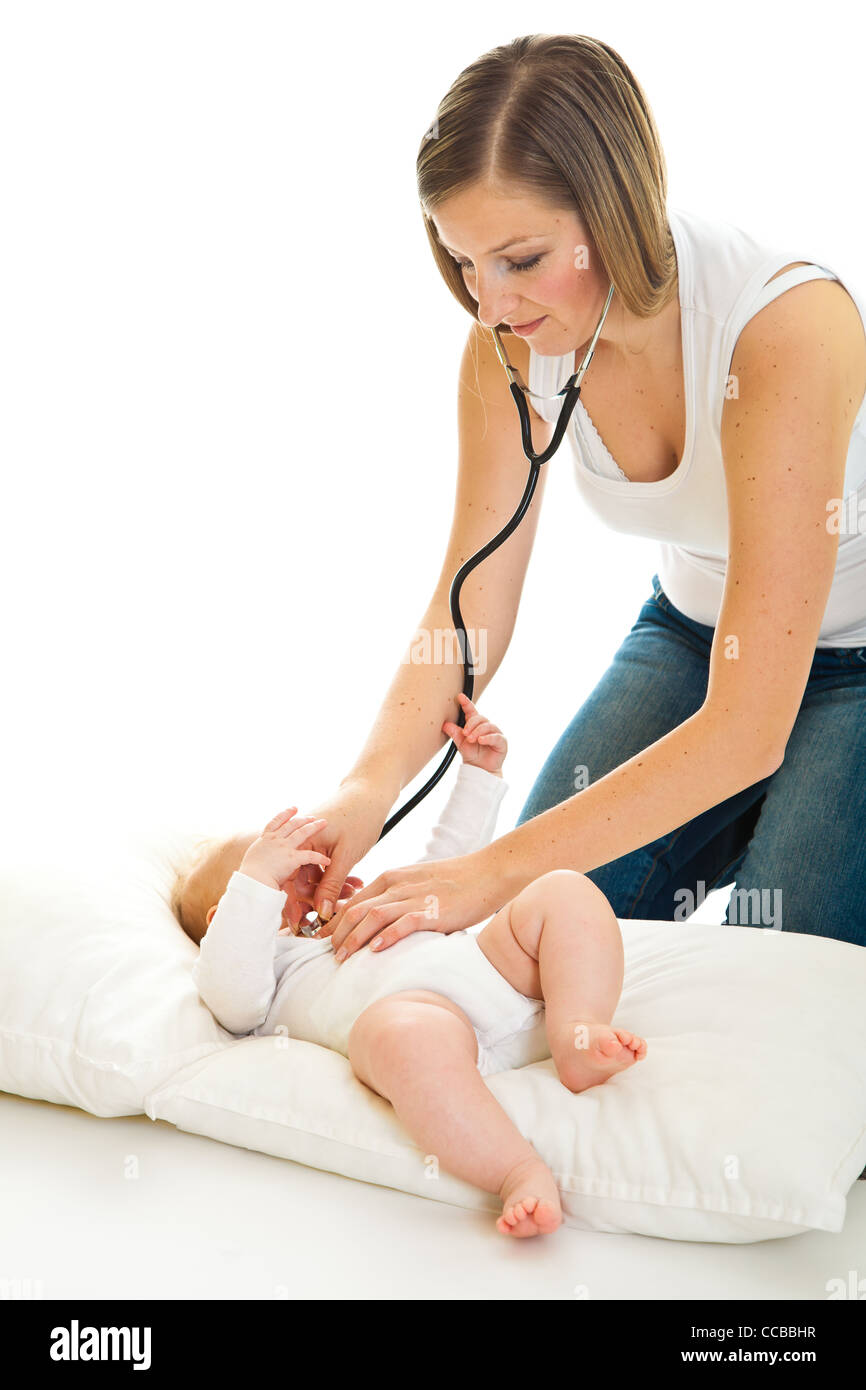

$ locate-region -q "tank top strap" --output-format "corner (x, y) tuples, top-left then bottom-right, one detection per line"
(746, 263), (837, 320)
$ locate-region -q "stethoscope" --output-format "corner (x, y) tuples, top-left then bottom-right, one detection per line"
(304, 283), (615, 934)
(376, 281), (616, 840)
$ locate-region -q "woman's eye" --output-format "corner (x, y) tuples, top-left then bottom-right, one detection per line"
(455, 255), (542, 274)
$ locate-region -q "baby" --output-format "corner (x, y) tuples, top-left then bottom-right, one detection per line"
(174, 693), (647, 1238)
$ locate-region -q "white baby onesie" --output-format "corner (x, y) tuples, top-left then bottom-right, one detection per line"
(191, 762), (549, 1076)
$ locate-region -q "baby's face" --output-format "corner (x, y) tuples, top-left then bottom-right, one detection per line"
(201, 833), (317, 938)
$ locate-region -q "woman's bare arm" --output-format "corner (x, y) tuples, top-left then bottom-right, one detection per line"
(326, 276), (866, 954)
(343, 321), (554, 803)
(483, 276), (866, 902)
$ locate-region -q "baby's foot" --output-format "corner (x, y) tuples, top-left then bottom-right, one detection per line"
(496, 1155), (562, 1238)
(555, 1023), (647, 1094)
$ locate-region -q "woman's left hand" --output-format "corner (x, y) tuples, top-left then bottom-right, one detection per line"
(323, 852), (502, 962)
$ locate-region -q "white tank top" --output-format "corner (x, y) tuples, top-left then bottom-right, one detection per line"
(527, 206), (866, 647)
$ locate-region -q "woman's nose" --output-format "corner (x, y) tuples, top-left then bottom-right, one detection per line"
(473, 271), (518, 329)
(477, 296), (516, 329)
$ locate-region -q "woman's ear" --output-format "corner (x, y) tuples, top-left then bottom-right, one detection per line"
(206, 904), (218, 928)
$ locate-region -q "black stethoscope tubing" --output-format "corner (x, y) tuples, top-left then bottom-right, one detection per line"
(376, 283), (615, 841)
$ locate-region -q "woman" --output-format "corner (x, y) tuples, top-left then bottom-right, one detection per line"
(304, 33), (866, 951)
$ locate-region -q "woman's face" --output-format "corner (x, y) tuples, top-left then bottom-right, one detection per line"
(430, 182), (611, 356)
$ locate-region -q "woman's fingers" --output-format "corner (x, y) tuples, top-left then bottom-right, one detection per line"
(293, 869), (360, 906)
(315, 873), (365, 921)
(333, 900), (419, 962)
(327, 876), (402, 945)
(326, 874), (390, 938)
(313, 843), (382, 924)
(367, 910), (430, 954)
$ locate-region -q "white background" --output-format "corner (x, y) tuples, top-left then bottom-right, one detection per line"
(2, 1), (864, 920)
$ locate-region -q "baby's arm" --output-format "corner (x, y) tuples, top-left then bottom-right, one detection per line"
(194, 809), (330, 1033)
(418, 694), (509, 863)
(191, 871), (287, 1035)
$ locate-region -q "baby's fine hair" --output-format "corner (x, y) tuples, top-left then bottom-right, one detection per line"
(170, 834), (225, 945)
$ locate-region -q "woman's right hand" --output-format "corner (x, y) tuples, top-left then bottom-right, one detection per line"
(292, 776), (395, 925)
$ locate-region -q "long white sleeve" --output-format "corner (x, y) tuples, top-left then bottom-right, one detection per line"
(417, 762), (509, 863)
(191, 870), (286, 1035)
(191, 764), (509, 1037)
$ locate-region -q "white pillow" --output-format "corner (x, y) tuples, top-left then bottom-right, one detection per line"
(1, 836), (864, 1242)
(0, 839), (225, 1114)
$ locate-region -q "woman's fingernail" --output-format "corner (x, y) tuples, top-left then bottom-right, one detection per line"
(320, 899), (333, 920)
(371, 938), (382, 951)
(335, 947), (347, 963)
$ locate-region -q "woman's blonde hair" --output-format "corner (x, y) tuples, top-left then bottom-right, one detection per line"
(416, 33), (676, 326)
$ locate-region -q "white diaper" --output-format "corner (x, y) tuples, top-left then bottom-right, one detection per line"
(298, 928), (549, 1077)
(474, 1008), (551, 1078)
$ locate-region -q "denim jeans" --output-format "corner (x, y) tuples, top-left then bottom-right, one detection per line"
(516, 574), (866, 946)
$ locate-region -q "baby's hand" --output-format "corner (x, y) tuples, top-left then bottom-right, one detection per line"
(442, 692), (507, 776)
(240, 808), (331, 892)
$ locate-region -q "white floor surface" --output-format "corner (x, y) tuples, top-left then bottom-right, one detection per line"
(2, 1091), (863, 1302)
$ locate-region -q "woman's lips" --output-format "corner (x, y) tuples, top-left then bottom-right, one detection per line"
(508, 315), (546, 336)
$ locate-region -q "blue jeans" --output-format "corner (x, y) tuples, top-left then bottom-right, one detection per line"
(516, 574), (866, 946)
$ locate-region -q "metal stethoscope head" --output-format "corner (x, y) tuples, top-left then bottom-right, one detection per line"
(488, 282), (615, 464)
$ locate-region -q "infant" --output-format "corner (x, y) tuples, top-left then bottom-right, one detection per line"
(174, 693), (646, 1238)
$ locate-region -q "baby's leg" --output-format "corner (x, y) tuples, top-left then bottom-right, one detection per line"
(348, 989), (561, 1238)
(477, 869), (647, 1093)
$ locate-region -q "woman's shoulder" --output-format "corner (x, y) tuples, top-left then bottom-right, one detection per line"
(730, 270), (866, 410)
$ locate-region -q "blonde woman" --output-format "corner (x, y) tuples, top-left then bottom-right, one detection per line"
(301, 33), (866, 952)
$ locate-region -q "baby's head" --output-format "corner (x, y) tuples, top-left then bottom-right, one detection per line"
(171, 831), (312, 945)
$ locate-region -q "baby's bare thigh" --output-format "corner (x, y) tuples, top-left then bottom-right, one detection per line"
(478, 870), (611, 999)
(349, 989), (477, 1054)
(477, 901), (542, 1001)
(374, 988), (476, 1029)
(348, 989), (478, 1092)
